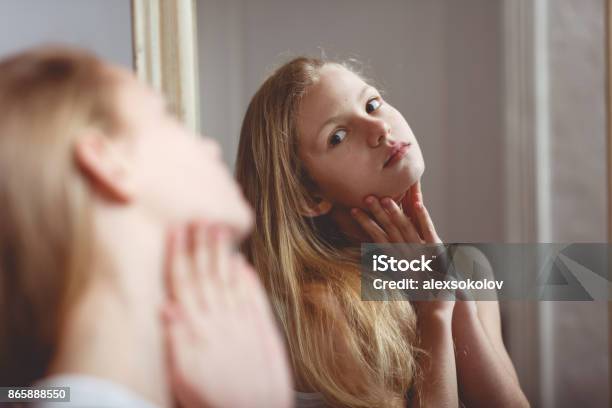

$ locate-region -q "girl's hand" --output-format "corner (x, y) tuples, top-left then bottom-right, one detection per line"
(162, 223), (293, 408)
(350, 181), (441, 244)
(351, 181), (452, 316)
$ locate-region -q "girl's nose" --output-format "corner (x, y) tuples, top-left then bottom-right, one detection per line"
(365, 118), (391, 147)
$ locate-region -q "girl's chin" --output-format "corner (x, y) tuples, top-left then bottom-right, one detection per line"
(387, 178), (421, 202)
(394, 170), (422, 193)
(405, 161), (425, 180)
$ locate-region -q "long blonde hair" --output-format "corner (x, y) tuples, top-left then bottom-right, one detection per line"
(236, 57), (420, 407)
(0, 47), (123, 385)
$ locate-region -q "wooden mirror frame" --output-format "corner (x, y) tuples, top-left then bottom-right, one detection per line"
(130, 0), (199, 132)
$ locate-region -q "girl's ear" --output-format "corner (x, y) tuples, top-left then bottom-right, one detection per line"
(301, 196), (333, 217)
(74, 130), (134, 204)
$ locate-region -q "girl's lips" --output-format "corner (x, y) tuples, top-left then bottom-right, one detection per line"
(383, 143), (411, 168)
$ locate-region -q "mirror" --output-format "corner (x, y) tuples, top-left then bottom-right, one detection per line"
(135, 0), (609, 406)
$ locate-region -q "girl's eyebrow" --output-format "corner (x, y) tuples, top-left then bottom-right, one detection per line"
(360, 85), (376, 99)
(317, 113), (342, 137)
(315, 84), (374, 137)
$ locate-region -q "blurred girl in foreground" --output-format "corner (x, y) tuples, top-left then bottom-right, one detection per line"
(236, 57), (528, 407)
(0, 47), (292, 407)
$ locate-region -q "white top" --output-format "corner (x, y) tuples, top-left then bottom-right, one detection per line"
(34, 374), (158, 408)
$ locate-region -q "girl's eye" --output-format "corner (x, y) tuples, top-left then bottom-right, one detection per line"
(329, 129), (347, 147)
(366, 98), (382, 114)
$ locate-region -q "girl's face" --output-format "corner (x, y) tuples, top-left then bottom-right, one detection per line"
(297, 64), (424, 211)
(114, 70), (252, 235)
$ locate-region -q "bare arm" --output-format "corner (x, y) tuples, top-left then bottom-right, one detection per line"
(474, 300), (520, 383)
(352, 183), (459, 407)
(410, 308), (458, 408)
(450, 247), (527, 406)
(452, 301), (529, 407)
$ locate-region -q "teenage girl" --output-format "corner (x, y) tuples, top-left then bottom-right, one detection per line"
(236, 57), (528, 407)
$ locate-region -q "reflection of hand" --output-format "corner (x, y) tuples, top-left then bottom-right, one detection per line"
(350, 181), (441, 244)
(162, 224), (293, 408)
(351, 181), (452, 316)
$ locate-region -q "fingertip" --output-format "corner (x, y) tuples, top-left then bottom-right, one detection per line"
(166, 225), (181, 255)
(164, 227), (176, 261)
(410, 182), (421, 198)
(175, 225), (188, 252)
(161, 303), (178, 324)
(195, 218), (207, 229)
(206, 224), (218, 241)
(211, 225), (232, 249)
(191, 220), (209, 244)
(166, 225), (177, 243)
(187, 222), (200, 253)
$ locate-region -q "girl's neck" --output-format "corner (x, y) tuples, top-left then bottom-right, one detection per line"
(329, 206), (370, 244)
(48, 206), (171, 407)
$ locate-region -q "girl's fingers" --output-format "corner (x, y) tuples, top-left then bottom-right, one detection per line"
(167, 226), (189, 299)
(364, 196), (404, 242)
(192, 223), (221, 311)
(176, 227), (204, 319)
(411, 180), (423, 205)
(401, 188), (414, 219)
(239, 258), (274, 322)
(216, 226), (248, 311)
(198, 225), (237, 310)
(192, 222), (210, 290)
(164, 227), (180, 301)
(231, 255), (251, 304)
(162, 306), (194, 391)
(414, 201), (440, 243)
(227, 254), (259, 311)
(401, 181), (423, 218)
(402, 181), (425, 237)
(351, 208), (389, 243)
(381, 197), (422, 243)
(210, 227), (232, 286)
